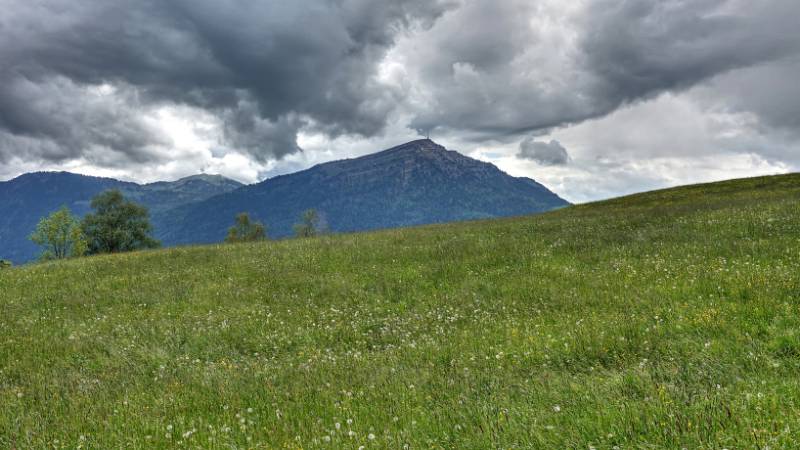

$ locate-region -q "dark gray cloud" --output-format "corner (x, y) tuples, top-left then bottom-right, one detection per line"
(1, 0), (799, 185)
(581, 0), (800, 111)
(517, 138), (570, 166)
(0, 76), (169, 166)
(404, 0), (800, 139)
(0, 0), (454, 164)
(695, 58), (800, 135)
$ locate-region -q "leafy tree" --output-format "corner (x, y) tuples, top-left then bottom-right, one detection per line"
(29, 206), (88, 260)
(293, 209), (325, 238)
(82, 190), (160, 254)
(225, 213), (267, 243)
(0, 259), (11, 269)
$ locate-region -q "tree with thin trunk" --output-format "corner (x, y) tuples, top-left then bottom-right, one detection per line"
(81, 190), (160, 255)
(293, 209), (325, 238)
(30, 206), (88, 260)
(225, 213), (267, 243)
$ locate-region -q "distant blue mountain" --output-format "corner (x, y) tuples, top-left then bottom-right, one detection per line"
(0, 172), (242, 263)
(0, 140), (569, 264)
(159, 139), (570, 245)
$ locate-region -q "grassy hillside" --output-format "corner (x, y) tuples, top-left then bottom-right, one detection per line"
(1, 174), (799, 449)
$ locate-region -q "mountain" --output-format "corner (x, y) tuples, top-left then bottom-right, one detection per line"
(0, 139), (568, 263)
(159, 139), (569, 245)
(132, 175), (244, 215)
(3, 173), (798, 447)
(0, 172), (242, 263)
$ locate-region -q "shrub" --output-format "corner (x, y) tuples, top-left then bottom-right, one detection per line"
(225, 213), (267, 243)
(29, 206), (88, 260)
(293, 209), (326, 238)
(82, 190), (160, 254)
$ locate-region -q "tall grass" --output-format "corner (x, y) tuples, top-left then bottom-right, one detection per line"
(1, 174), (799, 448)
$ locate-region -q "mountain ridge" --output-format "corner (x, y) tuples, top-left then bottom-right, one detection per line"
(0, 139), (568, 263)
(0, 172), (242, 263)
(159, 139), (569, 245)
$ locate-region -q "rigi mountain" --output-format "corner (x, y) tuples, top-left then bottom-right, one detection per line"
(0, 139), (568, 263)
(160, 139), (569, 245)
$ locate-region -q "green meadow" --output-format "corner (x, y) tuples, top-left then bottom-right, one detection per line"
(1, 174), (799, 449)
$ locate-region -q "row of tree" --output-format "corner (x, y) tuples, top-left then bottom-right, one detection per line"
(224, 209), (325, 243)
(9, 189), (328, 264)
(30, 190), (160, 261)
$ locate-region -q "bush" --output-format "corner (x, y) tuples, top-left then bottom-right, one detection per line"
(82, 190), (160, 254)
(29, 206), (87, 260)
(293, 209), (326, 238)
(225, 213), (267, 243)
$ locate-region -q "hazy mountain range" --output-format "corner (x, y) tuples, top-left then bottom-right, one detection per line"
(0, 140), (568, 263)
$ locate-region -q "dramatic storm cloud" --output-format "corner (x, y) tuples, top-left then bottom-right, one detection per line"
(1, 0), (798, 200)
(0, 0), (454, 164)
(517, 139), (570, 166)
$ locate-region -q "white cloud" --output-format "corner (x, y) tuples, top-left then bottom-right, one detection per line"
(1, 0), (799, 204)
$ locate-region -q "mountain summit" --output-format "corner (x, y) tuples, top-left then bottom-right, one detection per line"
(160, 140), (569, 245)
(0, 140), (568, 262)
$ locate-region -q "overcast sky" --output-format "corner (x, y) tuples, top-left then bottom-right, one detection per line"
(1, 0), (798, 202)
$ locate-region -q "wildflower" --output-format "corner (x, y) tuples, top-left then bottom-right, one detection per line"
(553, 405), (561, 413)
(368, 433), (376, 440)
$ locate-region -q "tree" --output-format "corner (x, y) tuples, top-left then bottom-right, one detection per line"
(29, 206), (88, 260)
(293, 209), (324, 238)
(225, 213), (267, 243)
(81, 190), (160, 254)
(0, 259), (11, 269)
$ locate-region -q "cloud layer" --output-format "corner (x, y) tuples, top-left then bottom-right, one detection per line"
(0, 0), (454, 164)
(1, 0), (798, 200)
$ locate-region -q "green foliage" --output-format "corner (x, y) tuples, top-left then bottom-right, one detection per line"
(293, 208), (324, 238)
(225, 213), (267, 243)
(81, 190), (160, 255)
(0, 259), (11, 269)
(0, 174), (799, 448)
(28, 206), (87, 260)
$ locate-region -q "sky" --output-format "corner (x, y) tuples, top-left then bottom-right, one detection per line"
(0, 0), (798, 203)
